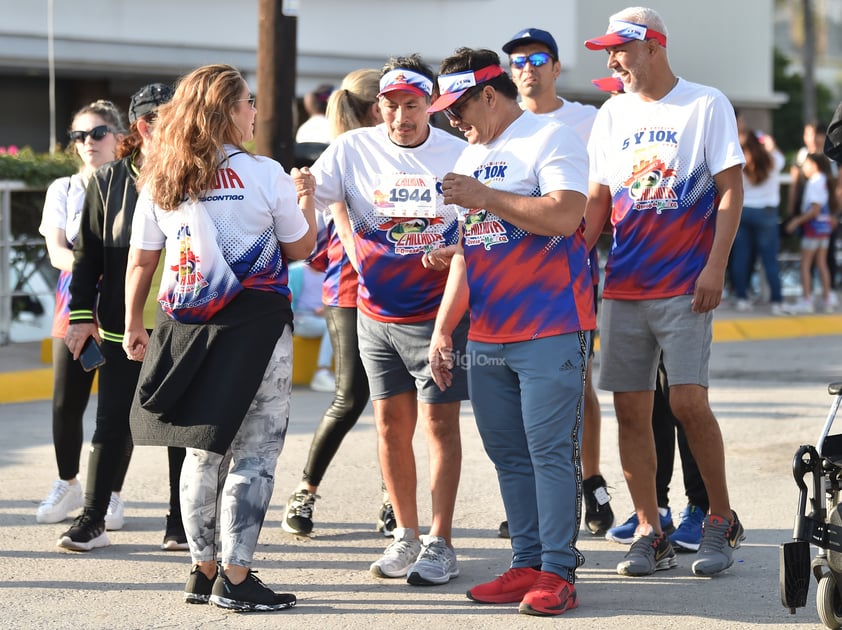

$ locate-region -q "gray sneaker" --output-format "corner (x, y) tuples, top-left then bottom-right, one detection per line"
(406, 535), (459, 585)
(370, 527), (421, 578)
(617, 529), (677, 576)
(691, 511), (745, 576)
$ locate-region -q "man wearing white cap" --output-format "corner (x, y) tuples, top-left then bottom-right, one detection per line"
(428, 47), (593, 616)
(302, 54), (468, 587)
(582, 6), (746, 578)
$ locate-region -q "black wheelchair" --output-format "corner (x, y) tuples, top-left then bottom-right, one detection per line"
(781, 381), (842, 628)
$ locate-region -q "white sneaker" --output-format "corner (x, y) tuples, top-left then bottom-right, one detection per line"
(310, 368), (335, 393)
(105, 493), (125, 531)
(406, 535), (459, 585)
(735, 299), (753, 312)
(825, 293), (838, 312)
(370, 527), (421, 578)
(770, 303), (792, 316)
(793, 297), (815, 314)
(36, 479), (83, 524)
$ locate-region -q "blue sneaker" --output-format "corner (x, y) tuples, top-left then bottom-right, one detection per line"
(605, 507), (675, 544)
(669, 504), (706, 552)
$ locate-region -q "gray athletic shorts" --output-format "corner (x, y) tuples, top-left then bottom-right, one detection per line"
(597, 295), (712, 391)
(357, 312), (469, 403)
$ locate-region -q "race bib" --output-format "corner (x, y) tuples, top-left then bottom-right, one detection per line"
(372, 174), (436, 218)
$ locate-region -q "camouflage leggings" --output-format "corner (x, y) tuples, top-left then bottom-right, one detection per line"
(180, 326), (292, 568)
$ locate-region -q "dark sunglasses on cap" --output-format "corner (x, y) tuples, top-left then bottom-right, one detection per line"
(509, 52), (553, 69)
(68, 125), (114, 143)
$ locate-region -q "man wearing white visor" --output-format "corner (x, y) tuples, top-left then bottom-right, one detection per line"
(583, 6), (746, 578)
(428, 47), (593, 617)
(300, 54), (469, 586)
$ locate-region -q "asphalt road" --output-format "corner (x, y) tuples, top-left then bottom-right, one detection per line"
(2, 334), (842, 629)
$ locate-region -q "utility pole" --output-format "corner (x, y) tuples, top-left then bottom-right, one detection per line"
(802, 0), (817, 124)
(256, 0), (297, 170)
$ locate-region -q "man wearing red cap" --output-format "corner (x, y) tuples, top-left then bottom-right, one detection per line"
(302, 54), (468, 587)
(428, 47), (594, 617)
(583, 6), (746, 578)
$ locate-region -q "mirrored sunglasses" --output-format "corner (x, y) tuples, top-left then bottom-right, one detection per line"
(68, 125), (114, 143)
(509, 52), (553, 69)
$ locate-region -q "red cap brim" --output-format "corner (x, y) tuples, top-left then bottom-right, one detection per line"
(427, 88), (469, 114)
(378, 84), (428, 99)
(585, 33), (632, 50)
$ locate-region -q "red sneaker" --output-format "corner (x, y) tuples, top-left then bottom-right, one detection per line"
(518, 571), (578, 616)
(466, 567), (540, 604)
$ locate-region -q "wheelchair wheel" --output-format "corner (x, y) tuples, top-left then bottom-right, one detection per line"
(818, 574), (842, 629)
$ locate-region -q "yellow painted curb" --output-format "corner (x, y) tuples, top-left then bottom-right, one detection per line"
(713, 314), (842, 342)
(1, 314), (840, 404)
(0, 369), (99, 404)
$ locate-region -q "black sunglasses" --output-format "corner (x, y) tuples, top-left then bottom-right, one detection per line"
(68, 125), (114, 143)
(443, 87), (482, 124)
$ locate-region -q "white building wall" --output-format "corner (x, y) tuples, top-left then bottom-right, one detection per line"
(0, 0), (777, 104)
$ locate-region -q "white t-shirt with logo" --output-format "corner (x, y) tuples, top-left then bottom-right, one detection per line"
(587, 78), (745, 299)
(310, 123), (466, 323)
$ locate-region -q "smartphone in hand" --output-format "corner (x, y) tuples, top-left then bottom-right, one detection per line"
(79, 338), (106, 372)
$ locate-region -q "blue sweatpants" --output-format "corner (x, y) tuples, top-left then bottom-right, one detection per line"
(468, 331), (588, 582)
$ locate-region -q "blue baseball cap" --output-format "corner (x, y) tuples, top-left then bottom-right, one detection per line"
(502, 28), (559, 58)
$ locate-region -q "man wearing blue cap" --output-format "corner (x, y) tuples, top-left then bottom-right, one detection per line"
(497, 27), (615, 543)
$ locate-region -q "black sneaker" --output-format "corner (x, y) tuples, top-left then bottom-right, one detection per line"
(583, 474), (614, 536)
(376, 500), (396, 537)
(184, 564), (216, 604)
(162, 512), (189, 551)
(282, 489), (318, 536)
(57, 509), (110, 551)
(498, 520), (510, 539)
(209, 566), (296, 612)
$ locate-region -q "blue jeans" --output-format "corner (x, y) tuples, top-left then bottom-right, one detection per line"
(730, 205), (783, 302)
(468, 332), (588, 582)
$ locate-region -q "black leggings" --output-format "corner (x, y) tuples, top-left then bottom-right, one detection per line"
(51, 338), (95, 480)
(84, 339), (185, 516)
(84, 340), (138, 515)
(653, 359), (709, 512)
(301, 306), (370, 486)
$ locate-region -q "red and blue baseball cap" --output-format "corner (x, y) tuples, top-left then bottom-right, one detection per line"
(377, 69), (434, 98)
(585, 20), (667, 50)
(502, 27), (559, 58)
(427, 64), (506, 113)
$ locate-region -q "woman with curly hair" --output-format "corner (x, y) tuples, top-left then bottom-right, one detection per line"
(123, 64), (316, 611)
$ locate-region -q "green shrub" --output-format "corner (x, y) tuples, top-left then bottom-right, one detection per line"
(0, 146), (78, 187)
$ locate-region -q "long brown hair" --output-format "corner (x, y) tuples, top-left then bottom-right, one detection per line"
(138, 64), (250, 210)
(739, 130), (773, 185)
